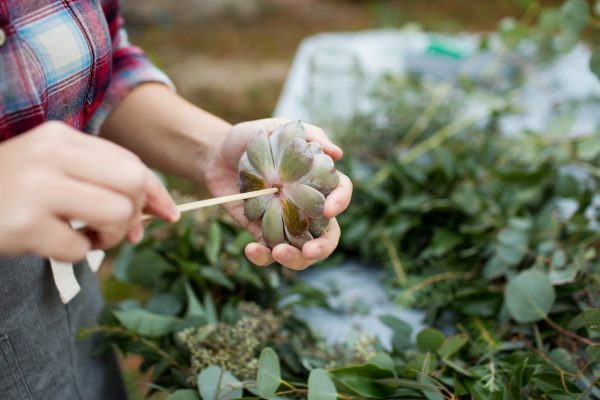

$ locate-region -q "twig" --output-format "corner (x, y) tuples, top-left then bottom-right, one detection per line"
(381, 233), (407, 286)
(543, 317), (597, 347)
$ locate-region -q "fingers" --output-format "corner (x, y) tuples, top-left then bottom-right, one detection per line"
(323, 171), (353, 218)
(142, 170), (179, 222)
(247, 219), (341, 270)
(49, 179), (135, 249)
(302, 122), (344, 161)
(245, 242), (274, 266)
(35, 217), (91, 262)
(251, 118), (343, 160)
(302, 218), (340, 260)
(59, 133), (177, 222)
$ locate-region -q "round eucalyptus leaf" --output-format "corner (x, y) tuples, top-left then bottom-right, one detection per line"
(505, 269), (556, 323)
(197, 366), (243, 400)
(257, 347), (281, 399)
(308, 369), (337, 400)
(167, 389), (200, 400)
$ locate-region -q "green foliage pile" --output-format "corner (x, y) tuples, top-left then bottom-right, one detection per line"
(92, 1), (600, 399)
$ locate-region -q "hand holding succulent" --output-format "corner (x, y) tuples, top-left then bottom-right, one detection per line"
(238, 121), (339, 249)
(204, 119), (352, 270)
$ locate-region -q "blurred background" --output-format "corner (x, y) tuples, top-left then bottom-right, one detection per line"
(109, 1), (588, 398)
(122, 0), (562, 124)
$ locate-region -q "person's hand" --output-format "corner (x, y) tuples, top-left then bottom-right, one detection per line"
(204, 118), (352, 270)
(0, 121), (179, 262)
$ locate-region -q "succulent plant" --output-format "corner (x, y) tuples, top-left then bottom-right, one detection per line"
(238, 121), (339, 249)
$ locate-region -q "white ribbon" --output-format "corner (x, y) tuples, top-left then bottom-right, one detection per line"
(49, 220), (105, 304)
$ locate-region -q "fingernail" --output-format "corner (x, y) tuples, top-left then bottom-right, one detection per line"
(130, 226), (143, 244)
(170, 207), (181, 222)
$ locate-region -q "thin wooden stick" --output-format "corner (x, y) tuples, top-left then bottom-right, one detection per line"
(141, 187), (278, 221)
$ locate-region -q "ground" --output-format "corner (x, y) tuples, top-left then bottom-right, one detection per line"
(105, 0), (562, 398)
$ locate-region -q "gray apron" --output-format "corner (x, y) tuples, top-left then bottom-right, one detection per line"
(0, 255), (127, 399)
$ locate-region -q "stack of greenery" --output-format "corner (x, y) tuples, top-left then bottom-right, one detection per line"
(92, 1), (600, 399)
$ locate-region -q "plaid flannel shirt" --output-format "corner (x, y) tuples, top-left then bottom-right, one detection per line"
(0, 0), (172, 139)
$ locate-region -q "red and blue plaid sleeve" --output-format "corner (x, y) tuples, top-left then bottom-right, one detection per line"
(85, 0), (174, 134)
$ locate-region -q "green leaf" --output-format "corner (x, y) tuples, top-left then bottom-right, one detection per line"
(416, 328), (445, 353)
(595, 0), (600, 15)
(146, 293), (183, 316)
(379, 315), (413, 351)
(437, 333), (468, 359)
(560, 0), (590, 51)
(200, 268), (235, 290)
(585, 345), (600, 363)
(184, 281), (205, 318)
(205, 222), (222, 265)
(496, 228), (528, 266)
(112, 243), (136, 281)
(418, 373), (445, 400)
(167, 389), (200, 400)
(505, 269), (556, 323)
(113, 309), (177, 337)
(581, 309), (600, 330)
(257, 348), (281, 399)
(127, 250), (174, 287)
(332, 364), (395, 398)
(307, 369), (337, 400)
(197, 366), (243, 400)
(550, 348), (578, 373)
(203, 292), (217, 324)
(590, 49), (600, 81)
(367, 353), (396, 374)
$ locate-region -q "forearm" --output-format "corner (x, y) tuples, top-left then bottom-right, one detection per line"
(99, 83), (232, 184)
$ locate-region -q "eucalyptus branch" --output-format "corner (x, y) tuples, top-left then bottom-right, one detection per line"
(82, 325), (189, 373)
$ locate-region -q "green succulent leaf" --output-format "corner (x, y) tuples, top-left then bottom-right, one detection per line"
(244, 195), (271, 221)
(308, 215), (330, 238)
(262, 199), (286, 248)
(278, 138), (314, 182)
(270, 121), (306, 164)
(299, 153), (339, 195)
(239, 170), (268, 193)
(280, 196), (309, 237)
(247, 129), (276, 180)
(284, 183), (325, 218)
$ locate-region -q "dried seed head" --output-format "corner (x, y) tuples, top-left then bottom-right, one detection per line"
(238, 121), (339, 249)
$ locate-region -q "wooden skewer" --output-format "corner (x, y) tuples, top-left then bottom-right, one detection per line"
(141, 187), (279, 221)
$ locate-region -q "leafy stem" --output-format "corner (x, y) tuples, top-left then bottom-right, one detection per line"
(81, 325), (189, 373)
